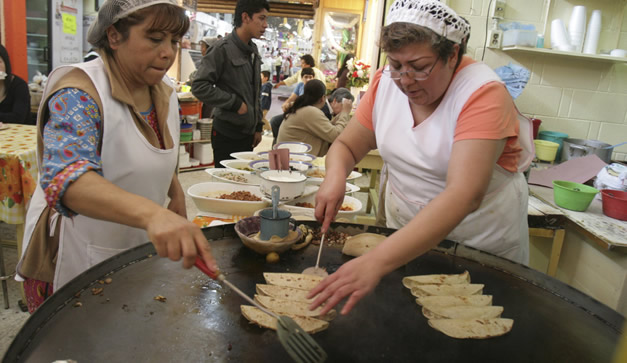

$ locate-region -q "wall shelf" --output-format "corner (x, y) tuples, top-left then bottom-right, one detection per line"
(180, 139), (211, 144)
(501, 46), (627, 63)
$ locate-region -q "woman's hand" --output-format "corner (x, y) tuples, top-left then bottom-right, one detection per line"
(307, 254), (385, 315)
(146, 208), (218, 272)
(314, 173), (347, 233)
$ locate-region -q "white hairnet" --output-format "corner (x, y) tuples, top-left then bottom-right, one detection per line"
(199, 36), (218, 47)
(87, 0), (180, 46)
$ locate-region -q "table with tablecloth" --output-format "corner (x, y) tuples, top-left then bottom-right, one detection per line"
(0, 123), (37, 308)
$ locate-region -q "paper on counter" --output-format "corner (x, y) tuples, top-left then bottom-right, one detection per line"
(528, 154), (607, 188)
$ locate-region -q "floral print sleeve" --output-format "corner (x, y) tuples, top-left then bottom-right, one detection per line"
(41, 88), (103, 217)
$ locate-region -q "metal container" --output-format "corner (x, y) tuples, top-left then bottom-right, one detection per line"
(561, 138), (613, 163)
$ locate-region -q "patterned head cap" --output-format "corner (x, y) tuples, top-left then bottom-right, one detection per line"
(87, 0), (180, 46)
(386, 0), (470, 44)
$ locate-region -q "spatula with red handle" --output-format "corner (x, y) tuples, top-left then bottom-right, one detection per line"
(194, 257), (327, 363)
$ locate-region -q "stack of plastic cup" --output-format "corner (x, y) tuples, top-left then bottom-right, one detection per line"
(551, 19), (572, 51)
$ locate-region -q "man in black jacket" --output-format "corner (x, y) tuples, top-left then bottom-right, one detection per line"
(192, 0), (269, 166)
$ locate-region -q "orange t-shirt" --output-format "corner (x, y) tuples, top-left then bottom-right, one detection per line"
(356, 56), (521, 172)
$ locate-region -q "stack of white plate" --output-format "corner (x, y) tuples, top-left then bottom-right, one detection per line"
(198, 118), (213, 140)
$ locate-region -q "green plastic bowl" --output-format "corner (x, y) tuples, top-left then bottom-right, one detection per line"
(552, 180), (599, 211)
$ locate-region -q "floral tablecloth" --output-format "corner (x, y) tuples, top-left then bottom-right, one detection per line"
(0, 124), (38, 224)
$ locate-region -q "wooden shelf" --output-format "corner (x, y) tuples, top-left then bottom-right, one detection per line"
(501, 46), (627, 63)
(180, 139), (211, 144)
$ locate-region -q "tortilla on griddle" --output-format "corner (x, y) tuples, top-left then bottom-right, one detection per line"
(428, 318), (514, 339)
(256, 284), (313, 303)
(263, 272), (323, 291)
(416, 295), (493, 308)
(254, 294), (336, 321)
(410, 284), (484, 297)
(402, 271), (470, 288)
(422, 305), (503, 320)
(240, 305), (329, 334)
(341, 233), (386, 256)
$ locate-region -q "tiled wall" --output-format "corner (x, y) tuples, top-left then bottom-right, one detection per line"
(449, 0), (627, 161)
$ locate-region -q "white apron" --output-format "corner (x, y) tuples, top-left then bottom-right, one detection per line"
(373, 62), (533, 264)
(19, 59), (180, 290)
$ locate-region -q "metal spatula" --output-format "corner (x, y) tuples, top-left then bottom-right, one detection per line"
(194, 257), (327, 363)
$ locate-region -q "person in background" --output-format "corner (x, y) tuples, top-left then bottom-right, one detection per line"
(0, 44), (31, 125)
(273, 54), (325, 88)
(260, 70), (272, 132)
(335, 53), (354, 89)
(308, 0), (533, 316)
(327, 87), (354, 118)
(273, 51), (282, 82)
(282, 55), (291, 78)
(17, 0), (218, 313)
(192, 0), (269, 167)
(276, 79), (351, 157)
(269, 67), (315, 142)
(199, 36), (217, 56)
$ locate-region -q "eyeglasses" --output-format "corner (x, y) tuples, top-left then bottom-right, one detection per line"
(382, 57), (440, 81)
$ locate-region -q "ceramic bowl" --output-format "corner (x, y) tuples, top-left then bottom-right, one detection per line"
(273, 141), (312, 153)
(257, 151), (316, 163)
(235, 216), (302, 254)
(187, 182), (269, 216)
(306, 168), (362, 185)
(259, 170), (307, 201)
(282, 194), (363, 221)
(249, 159), (313, 175)
(205, 168), (261, 186)
(220, 159), (255, 173)
(230, 151), (264, 161)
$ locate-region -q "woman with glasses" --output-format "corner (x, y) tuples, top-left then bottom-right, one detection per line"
(309, 0), (533, 316)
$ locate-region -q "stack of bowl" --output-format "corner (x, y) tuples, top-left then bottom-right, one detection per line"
(538, 131), (569, 162)
(180, 122), (194, 142)
(198, 119), (212, 140)
(534, 140), (560, 162)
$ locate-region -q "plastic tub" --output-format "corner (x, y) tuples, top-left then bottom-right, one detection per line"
(502, 29), (538, 47)
(538, 131), (569, 162)
(534, 140), (559, 162)
(553, 180), (599, 211)
(600, 189), (627, 221)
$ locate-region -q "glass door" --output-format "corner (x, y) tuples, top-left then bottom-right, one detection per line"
(26, 0), (51, 82)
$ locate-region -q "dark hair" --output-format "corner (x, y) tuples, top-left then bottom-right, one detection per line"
(0, 44), (14, 90)
(285, 79), (326, 116)
(336, 53), (354, 79)
(300, 54), (315, 67)
(301, 67), (315, 77)
(96, 4), (189, 54)
(329, 87), (354, 103)
(234, 0), (270, 28)
(380, 22), (468, 70)
(261, 70), (270, 79)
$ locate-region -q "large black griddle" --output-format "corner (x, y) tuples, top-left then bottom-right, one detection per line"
(3, 223), (624, 362)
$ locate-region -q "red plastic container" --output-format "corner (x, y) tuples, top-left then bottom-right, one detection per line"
(531, 118), (542, 139)
(601, 189), (627, 221)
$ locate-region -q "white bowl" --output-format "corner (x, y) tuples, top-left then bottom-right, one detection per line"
(259, 170), (307, 201)
(187, 182), (269, 216)
(249, 159), (313, 174)
(345, 183), (360, 194)
(257, 151), (317, 163)
(273, 141), (312, 153)
(205, 168), (261, 186)
(230, 151), (263, 161)
(282, 194), (363, 221)
(306, 168), (362, 185)
(220, 159), (255, 173)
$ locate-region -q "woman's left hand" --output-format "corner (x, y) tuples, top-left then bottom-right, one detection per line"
(307, 254), (385, 316)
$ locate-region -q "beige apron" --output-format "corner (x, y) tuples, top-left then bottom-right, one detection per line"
(373, 62), (533, 264)
(19, 59), (180, 290)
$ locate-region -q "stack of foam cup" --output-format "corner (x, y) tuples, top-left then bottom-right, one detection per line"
(568, 6), (587, 53)
(583, 10), (601, 55)
(551, 19), (573, 51)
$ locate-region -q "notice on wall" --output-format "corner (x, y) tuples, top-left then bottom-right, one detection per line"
(52, 0), (83, 68)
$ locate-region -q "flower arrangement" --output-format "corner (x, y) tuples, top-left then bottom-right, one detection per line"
(346, 58), (371, 88)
